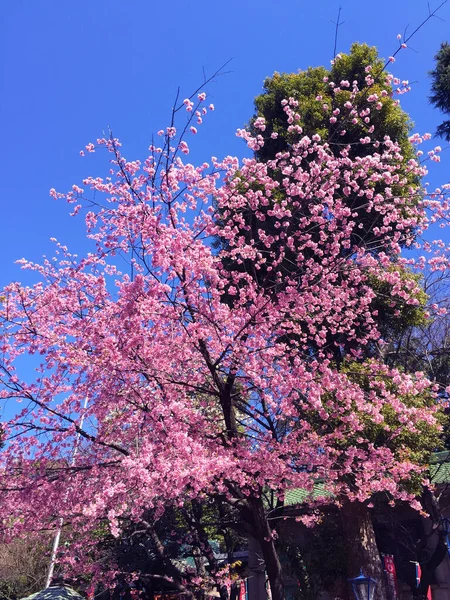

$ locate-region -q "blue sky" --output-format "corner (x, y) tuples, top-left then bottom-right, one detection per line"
(1, 0), (449, 288)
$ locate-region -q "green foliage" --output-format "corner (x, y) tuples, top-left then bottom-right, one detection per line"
(429, 42), (450, 141)
(368, 267), (428, 341)
(252, 43), (415, 173)
(216, 44), (425, 363)
(340, 361), (445, 493)
(248, 44), (419, 258)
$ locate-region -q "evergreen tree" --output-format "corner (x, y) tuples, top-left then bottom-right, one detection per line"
(217, 44), (426, 363)
(429, 42), (450, 141)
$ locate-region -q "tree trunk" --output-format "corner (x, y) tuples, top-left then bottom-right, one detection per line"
(416, 487), (448, 599)
(248, 496), (285, 600)
(341, 500), (388, 600)
(192, 546), (206, 600)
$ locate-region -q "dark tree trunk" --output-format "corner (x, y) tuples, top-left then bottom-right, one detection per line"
(416, 487), (447, 598)
(341, 500), (388, 600)
(248, 496), (285, 600)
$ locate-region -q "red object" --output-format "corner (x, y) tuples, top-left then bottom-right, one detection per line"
(382, 554), (399, 600)
(238, 580), (246, 600)
(415, 562), (432, 600)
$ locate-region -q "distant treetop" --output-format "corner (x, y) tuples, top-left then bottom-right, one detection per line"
(429, 41), (450, 141)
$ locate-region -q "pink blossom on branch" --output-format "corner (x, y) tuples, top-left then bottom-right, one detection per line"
(0, 91), (448, 593)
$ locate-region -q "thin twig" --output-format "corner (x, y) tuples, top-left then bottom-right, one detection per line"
(383, 0), (448, 70)
(331, 6), (345, 59)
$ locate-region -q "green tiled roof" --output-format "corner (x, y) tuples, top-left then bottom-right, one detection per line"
(280, 452), (450, 509)
(284, 481), (334, 506)
(430, 451), (450, 485)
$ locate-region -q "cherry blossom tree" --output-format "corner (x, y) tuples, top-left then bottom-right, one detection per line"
(0, 60), (449, 600)
(219, 43), (437, 596)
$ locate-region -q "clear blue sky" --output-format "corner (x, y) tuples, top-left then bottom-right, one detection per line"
(1, 0), (449, 288)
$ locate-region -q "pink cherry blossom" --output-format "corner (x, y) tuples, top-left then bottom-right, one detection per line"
(0, 72), (449, 597)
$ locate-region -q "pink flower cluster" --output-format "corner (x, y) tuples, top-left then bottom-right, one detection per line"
(0, 70), (449, 591)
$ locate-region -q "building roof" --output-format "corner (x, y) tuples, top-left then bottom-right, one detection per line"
(281, 451), (450, 509)
(284, 481), (334, 506)
(429, 451), (450, 485)
(21, 586), (84, 600)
